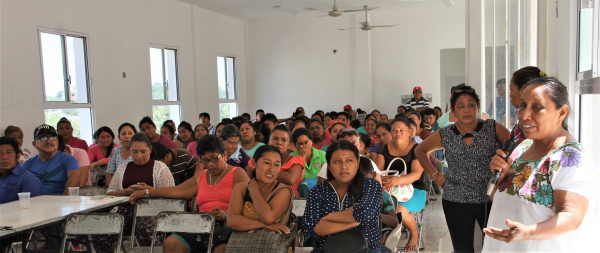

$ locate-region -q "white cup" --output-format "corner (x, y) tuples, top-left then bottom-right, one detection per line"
(18, 192), (31, 209)
(69, 187), (80, 202)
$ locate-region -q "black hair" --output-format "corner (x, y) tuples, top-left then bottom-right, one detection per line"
(256, 109), (264, 115)
(311, 113), (324, 122)
(199, 112), (210, 119)
(376, 122), (392, 133)
(57, 117), (72, 128)
(434, 106), (442, 112)
(139, 116), (155, 129)
(391, 117), (412, 130)
(233, 121), (243, 129)
(0, 136), (19, 156)
(380, 114), (388, 120)
(161, 124), (175, 136)
(358, 133), (371, 148)
(316, 110), (324, 115)
(420, 108), (437, 119)
(150, 142), (169, 160)
(221, 118), (233, 124)
(290, 120), (307, 131)
(232, 116), (245, 123)
(450, 84), (480, 109)
(94, 126), (116, 158)
(406, 118), (417, 129)
(394, 113), (406, 120)
(254, 121), (271, 144)
(215, 122), (226, 133)
(328, 122), (346, 134)
(196, 134), (225, 157)
(239, 121), (256, 133)
(292, 127), (312, 143)
(397, 105), (406, 110)
(130, 132), (152, 148)
(405, 110), (425, 129)
(118, 123), (138, 135)
(271, 124), (291, 139)
(261, 113), (278, 124)
(337, 128), (359, 140)
(349, 120), (361, 130)
(241, 113), (251, 119)
(513, 66), (544, 90)
(329, 111), (338, 119)
(371, 110), (381, 115)
(296, 107), (304, 111)
(194, 124), (208, 136)
(523, 77), (571, 130)
(251, 145), (283, 179)
(325, 140), (364, 197)
(336, 112), (349, 120)
(57, 135), (66, 153)
(178, 121), (193, 134)
(323, 114), (333, 122)
(365, 114), (376, 121)
(364, 118), (378, 127)
(309, 118), (324, 129)
(220, 124), (241, 141)
(163, 120), (175, 126)
(359, 156), (374, 176)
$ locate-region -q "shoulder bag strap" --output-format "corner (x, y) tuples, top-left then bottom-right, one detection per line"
(265, 184), (295, 225)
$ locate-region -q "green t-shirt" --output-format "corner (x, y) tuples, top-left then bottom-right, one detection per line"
(291, 147), (327, 180)
(357, 126), (366, 134)
(238, 141), (265, 157)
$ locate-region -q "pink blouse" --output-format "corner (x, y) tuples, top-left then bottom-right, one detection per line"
(88, 144), (119, 165)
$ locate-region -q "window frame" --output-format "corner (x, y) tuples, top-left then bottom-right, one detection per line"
(217, 54), (238, 119)
(149, 44), (182, 128)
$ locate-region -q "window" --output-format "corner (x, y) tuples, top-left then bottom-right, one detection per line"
(150, 46), (180, 132)
(484, 0), (538, 129)
(217, 56), (237, 121)
(39, 29), (93, 144)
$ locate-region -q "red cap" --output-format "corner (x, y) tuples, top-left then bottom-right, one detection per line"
(343, 104), (352, 110)
(413, 86), (422, 92)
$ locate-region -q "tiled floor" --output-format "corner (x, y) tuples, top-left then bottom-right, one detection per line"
(396, 193), (455, 253)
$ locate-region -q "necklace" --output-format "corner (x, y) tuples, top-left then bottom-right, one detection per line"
(209, 165), (228, 185)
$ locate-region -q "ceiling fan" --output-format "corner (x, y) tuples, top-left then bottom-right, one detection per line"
(339, 5), (397, 31)
(307, 0), (377, 17)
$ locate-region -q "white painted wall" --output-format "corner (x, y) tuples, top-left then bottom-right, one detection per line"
(246, 8), (465, 118)
(1, 0), (247, 153)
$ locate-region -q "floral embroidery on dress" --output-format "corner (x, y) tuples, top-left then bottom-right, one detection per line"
(497, 140), (583, 209)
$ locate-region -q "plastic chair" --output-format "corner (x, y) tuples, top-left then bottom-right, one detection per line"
(60, 213), (125, 253)
(292, 198), (307, 248)
(79, 186), (108, 196)
(382, 195), (403, 252)
(128, 199), (187, 251)
(92, 165), (107, 186)
(149, 212), (215, 253)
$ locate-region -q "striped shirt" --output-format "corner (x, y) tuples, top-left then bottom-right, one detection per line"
(406, 97), (430, 110)
(168, 148), (197, 185)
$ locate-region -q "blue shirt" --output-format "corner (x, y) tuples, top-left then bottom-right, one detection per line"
(0, 163), (42, 204)
(22, 151), (80, 195)
(302, 177), (383, 250)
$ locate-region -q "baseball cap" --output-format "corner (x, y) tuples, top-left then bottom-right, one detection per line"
(413, 86), (422, 92)
(343, 104), (352, 110)
(33, 124), (58, 140)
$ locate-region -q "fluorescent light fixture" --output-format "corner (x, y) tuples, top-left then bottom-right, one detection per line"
(273, 6), (298, 15)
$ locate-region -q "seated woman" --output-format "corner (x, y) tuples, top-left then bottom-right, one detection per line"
(215, 122), (226, 139)
(4, 125), (33, 164)
(226, 145), (294, 251)
(375, 118), (425, 252)
(92, 133), (175, 253)
(309, 119), (330, 150)
(253, 121), (270, 144)
(130, 135), (250, 253)
(290, 128), (326, 184)
(320, 122), (346, 152)
(303, 140), (383, 253)
(269, 125), (305, 197)
(219, 125), (252, 173)
(177, 121), (195, 150)
(370, 123), (392, 161)
(162, 120), (179, 141)
(88, 127), (119, 184)
(161, 124), (182, 149)
(105, 123), (137, 186)
(239, 121), (265, 157)
(364, 118), (379, 149)
(187, 124), (208, 159)
(406, 110), (431, 140)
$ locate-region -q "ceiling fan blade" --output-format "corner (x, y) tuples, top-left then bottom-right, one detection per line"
(339, 28), (361, 30)
(343, 6), (378, 12)
(305, 7), (329, 12)
(371, 25), (397, 28)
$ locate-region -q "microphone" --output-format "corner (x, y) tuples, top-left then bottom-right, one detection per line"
(487, 139), (516, 196)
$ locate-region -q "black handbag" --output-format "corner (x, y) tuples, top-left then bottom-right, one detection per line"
(320, 196), (368, 253)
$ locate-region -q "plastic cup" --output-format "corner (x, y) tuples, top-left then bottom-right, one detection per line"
(18, 192), (31, 209)
(69, 187), (80, 203)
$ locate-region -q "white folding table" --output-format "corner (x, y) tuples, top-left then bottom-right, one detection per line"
(0, 195), (129, 239)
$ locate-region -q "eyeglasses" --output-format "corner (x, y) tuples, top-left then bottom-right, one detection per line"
(453, 88), (476, 94)
(200, 154), (221, 164)
(38, 136), (58, 142)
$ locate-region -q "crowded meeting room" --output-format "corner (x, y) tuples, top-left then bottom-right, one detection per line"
(1, 0), (600, 253)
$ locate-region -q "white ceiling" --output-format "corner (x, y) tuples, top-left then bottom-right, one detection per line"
(178, 0), (465, 21)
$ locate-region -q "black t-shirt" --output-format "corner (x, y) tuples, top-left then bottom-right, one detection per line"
(380, 143), (425, 191)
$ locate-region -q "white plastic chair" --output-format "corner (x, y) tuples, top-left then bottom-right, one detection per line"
(150, 212), (215, 253)
(60, 213), (125, 253)
(128, 199), (187, 251)
(382, 195), (403, 252)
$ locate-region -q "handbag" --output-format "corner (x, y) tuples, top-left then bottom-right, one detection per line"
(225, 184), (296, 253)
(381, 157), (414, 202)
(321, 196), (369, 253)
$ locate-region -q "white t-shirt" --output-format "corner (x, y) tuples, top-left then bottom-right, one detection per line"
(482, 140), (600, 252)
(317, 155), (381, 179)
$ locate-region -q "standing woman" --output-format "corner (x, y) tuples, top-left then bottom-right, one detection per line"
(92, 133), (175, 253)
(483, 78), (599, 252)
(370, 123), (392, 161)
(415, 85), (509, 252)
(507, 66), (547, 146)
(177, 121), (195, 149)
(105, 123), (136, 187)
(88, 126), (119, 180)
(239, 121), (265, 157)
(375, 118), (425, 252)
(303, 140), (383, 253)
(309, 119), (330, 150)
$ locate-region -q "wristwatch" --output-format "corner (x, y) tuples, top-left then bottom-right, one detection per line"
(145, 189), (150, 199)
